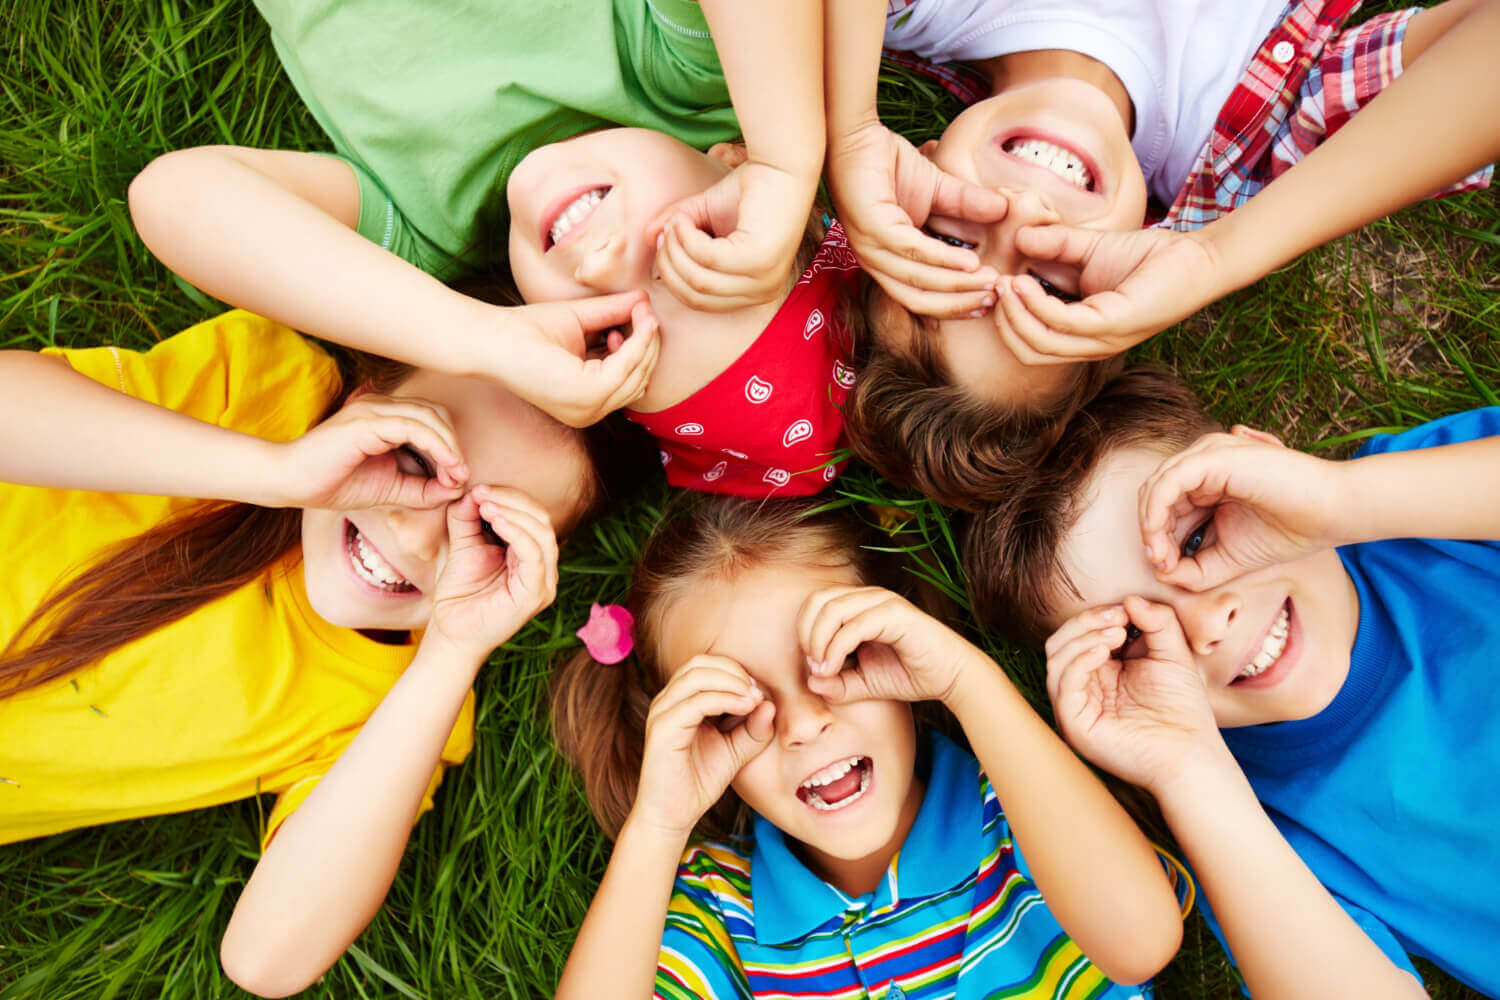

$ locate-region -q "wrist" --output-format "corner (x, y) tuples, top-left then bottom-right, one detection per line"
(245, 438), (303, 508)
(411, 628), (489, 682)
(620, 804), (696, 852)
(943, 649), (1018, 718)
(1145, 732), (1243, 808)
(439, 291), (514, 382)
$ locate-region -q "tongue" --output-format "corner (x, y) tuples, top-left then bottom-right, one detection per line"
(812, 764), (863, 806)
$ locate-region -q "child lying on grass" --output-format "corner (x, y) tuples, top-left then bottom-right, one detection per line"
(963, 366), (1500, 996)
(824, 0), (1498, 508)
(130, 0), (863, 497)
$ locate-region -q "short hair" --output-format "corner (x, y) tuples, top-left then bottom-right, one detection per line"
(843, 286), (1122, 511)
(961, 365), (1221, 648)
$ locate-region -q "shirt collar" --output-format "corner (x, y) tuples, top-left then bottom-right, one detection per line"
(748, 731), (981, 945)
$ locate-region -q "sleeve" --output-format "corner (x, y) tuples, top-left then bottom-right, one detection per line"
(1354, 407), (1500, 459)
(261, 687), (476, 851)
(328, 151), (454, 277)
(654, 875), (753, 1000)
(42, 310), (341, 443)
(1193, 886), (1421, 997)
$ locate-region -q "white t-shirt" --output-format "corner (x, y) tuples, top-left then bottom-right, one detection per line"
(885, 0), (1289, 202)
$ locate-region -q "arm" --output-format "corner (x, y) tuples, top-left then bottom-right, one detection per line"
(220, 488), (559, 998)
(999, 0), (1500, 356)
(0, 349), (467, 510)
(1049, 600), (1427, 998)
(797, 587), (1182, 985)
(555, 656), (773, 998)
(649, 0), (825, 310)
(129, 147), (661, 427)
(822, 0), (1006, 318)
(1135, 425), (1500, 590)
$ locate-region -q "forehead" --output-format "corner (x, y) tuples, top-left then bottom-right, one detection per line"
(1050, 444), (1169, 622)
(659, 559), (862, 680)
(394, 369), (588, 528)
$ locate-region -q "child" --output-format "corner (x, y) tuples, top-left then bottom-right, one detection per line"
(0, 309), (622, 997)
(962, 366), (1500, 996)
(549, 497), (1185, 998)
(823, 0), (1498, 508)
(128, 0), (863, 497)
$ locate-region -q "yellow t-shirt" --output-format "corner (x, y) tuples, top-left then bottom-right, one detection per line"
(0, 311), (474, 847)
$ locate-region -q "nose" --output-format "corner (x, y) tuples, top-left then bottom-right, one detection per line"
(777, 686), (834, 749)
(1175, 589), (1240, 657)
(983, 188), (1063, 275)
(573, 233), (633, 292)
(381, 504), (447, 566)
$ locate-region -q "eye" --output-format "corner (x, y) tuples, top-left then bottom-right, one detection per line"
(394, 445), (434, 478)
(1111, 623), (1145, 661)
(924, 227), (977, 251)
(1029, 273), (1081, 302)
(1181, 517), (1214, 559)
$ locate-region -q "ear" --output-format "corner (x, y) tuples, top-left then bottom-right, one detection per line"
(707, 141), (749, 169)
(918, 139), (940, 159)
(1229, 424), (1284, 447)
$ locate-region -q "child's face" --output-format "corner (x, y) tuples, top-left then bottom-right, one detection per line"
(660, 560), (923, 888)
(1048, 444), (1361, 728)
(506, 127), (736, 315)
(878, 79), (1148, 405)
(300, 370), (589, 631)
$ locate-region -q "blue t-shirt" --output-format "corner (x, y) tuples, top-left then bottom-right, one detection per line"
(1206, 407), (1500, 995)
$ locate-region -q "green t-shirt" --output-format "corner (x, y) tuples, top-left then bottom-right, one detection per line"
(255, 0), (741, 276)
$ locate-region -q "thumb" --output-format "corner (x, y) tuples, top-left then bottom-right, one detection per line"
(929, 170), (1008, 224)
(1014, 223), (1101, 268)
(1156, 544), (1240, 592)
(385, 474), (464, 511)
(1123, 596), (1194, 665)
(654, 183), (740, 241)
(562, 290), (650, 335)
(726, 701), (776, 763)
(806, 669), (875, 705)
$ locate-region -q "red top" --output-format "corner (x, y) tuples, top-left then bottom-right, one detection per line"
(627, 223), (862, 497)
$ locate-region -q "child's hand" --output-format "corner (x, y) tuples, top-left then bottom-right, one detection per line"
(797, 585), (983, 708)
(1046, 598), (1220, 794)
(634, 655), (776, 839)
(503, 293), (661, 427)
(649, 160), (818, 312)
(1140, 427), (1347, 589)
(274, 393), (468, 511)
(427, 486), (559, 661)
(828, 121), (1007, 318)
(990, 225), (1220, 363)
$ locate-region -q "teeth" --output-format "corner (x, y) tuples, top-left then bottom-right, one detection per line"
(1003, 138), (1094, 190)
(801, 756), (860, 790)
(348, 525), (413, 591)
(1237, 605), (1290, 680)
(799, 757), (870, 812)
(548, 188), (607, 247)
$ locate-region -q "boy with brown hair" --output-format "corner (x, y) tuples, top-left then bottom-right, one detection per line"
(960, 366), (1500, 996)
(823, 0), (1498, 508)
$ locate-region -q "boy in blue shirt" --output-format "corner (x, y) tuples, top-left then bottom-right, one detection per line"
(961, 365), (1500, 997)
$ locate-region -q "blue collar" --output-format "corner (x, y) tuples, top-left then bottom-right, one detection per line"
(749, 731), (982, 945)
(1223, 546), (1396, 766)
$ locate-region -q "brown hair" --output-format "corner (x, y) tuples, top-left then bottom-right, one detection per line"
(0, 337), (644, 698)
(551, 495), (903, 841)
(843, 286), (1122, 512)
(961, 365), (1220, 649)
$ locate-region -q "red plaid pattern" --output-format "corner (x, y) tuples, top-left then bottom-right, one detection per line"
(880, 47), (991, 108)
(1159, 0), (1493, 229)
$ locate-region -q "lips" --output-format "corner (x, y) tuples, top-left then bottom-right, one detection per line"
(344, 519), (418, 595)
(796, 756), (872, 812)
(995, 129), (1105, 198)
(541, 185), (611, 250)
(1231, 599), (1298, 687)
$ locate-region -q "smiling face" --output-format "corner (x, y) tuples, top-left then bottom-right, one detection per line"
(300, 370), (590, 631)
(876, 76), (1148, 406)
(1048, 444), (1361, 728)
(658, 560), (923, 893)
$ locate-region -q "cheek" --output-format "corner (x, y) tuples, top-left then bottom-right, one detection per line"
(728, 751), (784, 816)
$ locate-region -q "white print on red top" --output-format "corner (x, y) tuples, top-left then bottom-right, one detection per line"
(763, 468), (791, 487)
(833, 360), (857, 389)
(823, 465), (838, 482)
(703, 460), (727, 482)
(744, 376), (773, 404)
(783, 420), (814, 447)
(803, 309), (825, 341)
(659, 450), (671, 465)
(722, 448), (749, 459)
(675, 422), (705, 436)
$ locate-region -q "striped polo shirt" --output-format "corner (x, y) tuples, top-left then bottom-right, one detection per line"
(654, 733), (1158, 1000)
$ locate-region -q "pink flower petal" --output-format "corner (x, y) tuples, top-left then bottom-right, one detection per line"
(576, 603), (635, 664)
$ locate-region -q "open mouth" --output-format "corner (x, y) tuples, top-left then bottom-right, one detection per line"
(1233, 600), (1291, 683)
(543, 186), (611, 250)
(344, 520), (418, 594)
(796, 756), (871, 812)
(1002, 136), (1095, 192)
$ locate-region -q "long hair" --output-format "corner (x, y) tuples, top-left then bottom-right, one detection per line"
(550, 496), (903, 841)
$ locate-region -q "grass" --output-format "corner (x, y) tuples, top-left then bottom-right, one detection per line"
(0, 1), (1495, 997)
